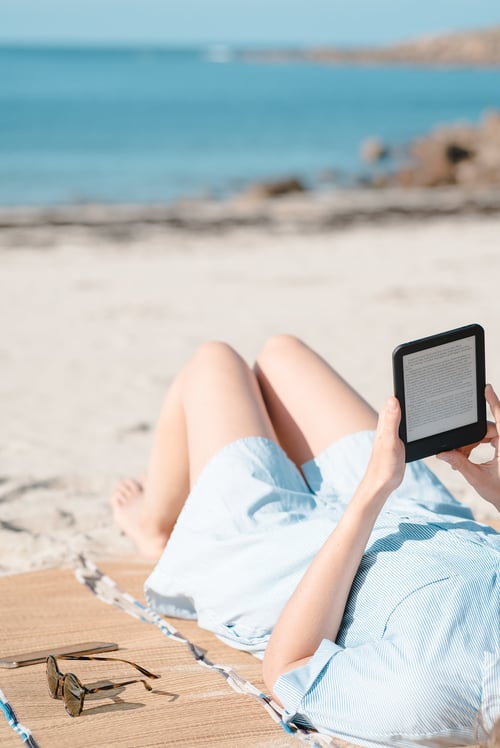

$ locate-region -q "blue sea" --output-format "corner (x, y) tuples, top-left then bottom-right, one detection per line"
(1, 46), (500, 207)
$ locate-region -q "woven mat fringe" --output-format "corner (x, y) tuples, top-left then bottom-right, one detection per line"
(0, 688), (40, 747)
(74, 554), (341, 748)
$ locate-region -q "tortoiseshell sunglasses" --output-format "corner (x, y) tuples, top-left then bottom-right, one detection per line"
(46, 654), (160, 717)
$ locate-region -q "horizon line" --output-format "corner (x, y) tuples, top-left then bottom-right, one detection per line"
(0, 40), (344, 50)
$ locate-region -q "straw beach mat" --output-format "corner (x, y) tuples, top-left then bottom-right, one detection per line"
(0, 555), (350, 748)
(3, 530), (498, 748)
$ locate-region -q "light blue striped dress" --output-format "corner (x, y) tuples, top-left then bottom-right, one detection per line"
(145, 431), (500, 748)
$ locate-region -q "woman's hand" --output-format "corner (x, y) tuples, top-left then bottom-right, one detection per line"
(263, 396), (405, 695)
(364, 396), (406, 496)
(437, 384), (500, 512)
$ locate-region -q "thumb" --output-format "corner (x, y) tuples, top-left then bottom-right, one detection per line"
(377, 396), (400, 436)
(385, 396), (401, 426)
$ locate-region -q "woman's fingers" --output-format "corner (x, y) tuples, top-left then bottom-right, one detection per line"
(376, 396), (400, 436)
(453, 421), (497, 458)
(484, 421), (498, 440)
(437, 449), (478, 479)
(387, 395), (400, 416)
(485, 384), (500, 428)
(436, 386), (500, 510)
(386, 396), (401, 439)
(369, 397), (405, 493)
(374, 396), (402, 453)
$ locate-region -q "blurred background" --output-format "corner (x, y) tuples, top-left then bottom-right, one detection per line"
(2, 0), (500, 205)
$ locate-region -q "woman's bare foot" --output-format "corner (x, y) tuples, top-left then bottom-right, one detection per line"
(111, 478), (169, 560)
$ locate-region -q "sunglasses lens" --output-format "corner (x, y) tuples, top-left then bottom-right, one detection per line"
(63, 673), (84, 717)
(46, 657), (60, 699)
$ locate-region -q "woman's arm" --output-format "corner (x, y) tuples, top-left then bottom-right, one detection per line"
(262, 396), (405, 694)
(437, 384), (500, 512)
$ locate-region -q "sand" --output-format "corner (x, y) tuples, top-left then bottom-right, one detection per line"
(1, 205), (500, 575)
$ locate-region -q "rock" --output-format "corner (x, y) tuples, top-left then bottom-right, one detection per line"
(380, 110), (500, 188)
(360, 137), (389, 163)
(445, 143), (474, 164)
(243, 177), (306, 199)
(476, 143), (500, 170)
(480, 110), (500, 144)
(454, 161), (481, 186)
(404, 138), (457, 186)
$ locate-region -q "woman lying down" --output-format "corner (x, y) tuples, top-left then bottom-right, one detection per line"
(111, 336), (500, 748)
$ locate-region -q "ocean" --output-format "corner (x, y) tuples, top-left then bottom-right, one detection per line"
(1, 46), (500, 207)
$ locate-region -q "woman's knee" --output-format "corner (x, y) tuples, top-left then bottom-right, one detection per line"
(192, 340), (242, 366)
(183, 341), (247, 388)
(256, 334), (308, 371)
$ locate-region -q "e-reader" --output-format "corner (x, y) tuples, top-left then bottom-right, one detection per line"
(392, 324), (486, 462)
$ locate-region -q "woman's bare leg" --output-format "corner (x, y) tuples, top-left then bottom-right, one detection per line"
(111, 341), (277, 558)
(111, 368), (191, 558)
(254, 335), (377, 468)
(181, 341), (278, 485)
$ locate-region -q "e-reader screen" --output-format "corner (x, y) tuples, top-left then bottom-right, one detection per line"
(393, 324), (486, 462)
(403, 336), (477, 442)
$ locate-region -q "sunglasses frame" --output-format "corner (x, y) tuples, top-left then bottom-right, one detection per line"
(46, 653), (160, 717)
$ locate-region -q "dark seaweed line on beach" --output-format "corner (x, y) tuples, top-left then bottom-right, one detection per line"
(1, 187), (500, 238)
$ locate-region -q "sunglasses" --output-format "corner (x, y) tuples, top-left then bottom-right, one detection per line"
(46, 654), (160, 717)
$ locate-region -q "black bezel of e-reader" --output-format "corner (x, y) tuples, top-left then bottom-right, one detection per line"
(392, 324), (486, 462)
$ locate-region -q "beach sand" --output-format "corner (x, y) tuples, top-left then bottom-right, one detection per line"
(1, 207), (500, 575)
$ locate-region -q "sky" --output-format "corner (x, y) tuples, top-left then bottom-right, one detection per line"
(2, 0), (500, 47)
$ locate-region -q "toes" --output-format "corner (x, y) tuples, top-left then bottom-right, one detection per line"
(111, 477), (143, 509)
(110, 489), (125, 509)
(111, 483), (130, 508)
(123, 478), (143, 495)
(114, 491), (127, 507)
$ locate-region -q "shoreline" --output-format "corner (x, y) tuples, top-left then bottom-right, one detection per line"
(1, 186), (500, 246)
